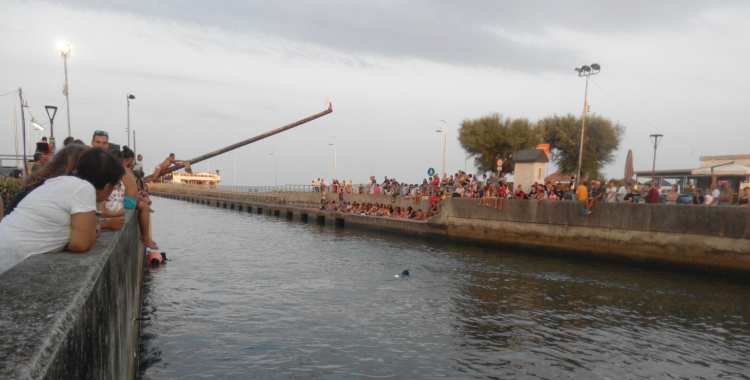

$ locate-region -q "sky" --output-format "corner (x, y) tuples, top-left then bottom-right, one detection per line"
(1, 0), (749, 186)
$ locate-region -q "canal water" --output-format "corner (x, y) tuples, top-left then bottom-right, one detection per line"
(139, 197), (750, 379)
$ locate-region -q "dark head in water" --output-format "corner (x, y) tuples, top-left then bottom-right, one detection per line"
(401, 269), (410, 277)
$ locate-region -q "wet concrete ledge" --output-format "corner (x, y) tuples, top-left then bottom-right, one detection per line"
(0, 211), (143, 380)
(150, 185), (750, 274)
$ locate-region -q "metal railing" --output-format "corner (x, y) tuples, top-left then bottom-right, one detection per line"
(217, 184), (375, 194)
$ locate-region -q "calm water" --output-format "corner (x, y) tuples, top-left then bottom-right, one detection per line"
(139, 197), (750, 379)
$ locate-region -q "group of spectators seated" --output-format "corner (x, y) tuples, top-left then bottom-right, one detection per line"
(0, 130), (164, 275)
(320, 200), (437, 221)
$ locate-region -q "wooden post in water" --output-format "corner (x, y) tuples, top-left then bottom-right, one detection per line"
(158, 103), (333, 177)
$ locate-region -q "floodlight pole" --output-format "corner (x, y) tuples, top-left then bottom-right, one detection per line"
(61, 49), (72, 137)
(650, 133), (663, 183)
(574, 63), (600, 184)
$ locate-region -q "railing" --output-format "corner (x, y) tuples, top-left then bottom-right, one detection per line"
(217, 184), (315, 193)
(217, 184), (373, 194)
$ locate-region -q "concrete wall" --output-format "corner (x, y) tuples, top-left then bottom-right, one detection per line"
(151, 187), (750, 273)
(440, 198), (750, 271)
(0, 211), (143, 380)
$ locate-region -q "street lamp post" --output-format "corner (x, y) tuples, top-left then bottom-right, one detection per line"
(649, 134), (663, 184)
(126, 94), (135, 147)
(44, 105), (58, 151)
(328, 143), (337, 179)
(57, 41), (72, 137)
(18, 88), (28, 176)
(436, 120), (447, 177)
(574, 63), (601, 184)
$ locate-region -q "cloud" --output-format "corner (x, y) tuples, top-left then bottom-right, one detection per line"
(2, 1), (750, 184)
(52, 0), (746, 72)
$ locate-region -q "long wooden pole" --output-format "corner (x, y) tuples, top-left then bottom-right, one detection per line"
(158, 103), (333, 177)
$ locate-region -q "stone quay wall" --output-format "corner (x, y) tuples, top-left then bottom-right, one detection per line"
(0, 211), (144, 380)
(150, 184), (750, 274)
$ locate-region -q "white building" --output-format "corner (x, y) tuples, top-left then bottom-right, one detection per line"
(512, 148), (549, 192)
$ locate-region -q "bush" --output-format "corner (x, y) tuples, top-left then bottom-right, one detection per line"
(0, 176), (23, 207)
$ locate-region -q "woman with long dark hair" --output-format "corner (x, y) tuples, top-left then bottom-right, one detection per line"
(3, 144), (88, 216)
(0, 148), (125, 274)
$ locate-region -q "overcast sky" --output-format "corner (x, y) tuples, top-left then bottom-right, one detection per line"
(1, 0), (748, 185)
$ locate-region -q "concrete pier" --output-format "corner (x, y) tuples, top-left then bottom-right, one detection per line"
(150, 184), (750, 274)
(0, 211), (144, 379)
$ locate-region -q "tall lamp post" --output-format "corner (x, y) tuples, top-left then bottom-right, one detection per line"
(44, 105), (58, 151)
(574, 63), (600, 184)
(126, 93), (135, 147)
(328, 143), (337, 180)
(436, 119), (447, 177)
(18, 88), (28, 176)
(57, 41), (72, 137)
(649, 134), (663, 184)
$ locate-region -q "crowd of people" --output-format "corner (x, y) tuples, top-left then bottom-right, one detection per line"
(310, 171), (750, 220)
(321, 200), (438, 220)
(0, 130), (183, 275)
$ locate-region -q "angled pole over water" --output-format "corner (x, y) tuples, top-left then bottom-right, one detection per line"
(158, 103), (334, 177)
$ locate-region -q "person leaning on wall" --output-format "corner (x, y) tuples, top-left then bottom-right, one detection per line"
(0, 148), (125, 275)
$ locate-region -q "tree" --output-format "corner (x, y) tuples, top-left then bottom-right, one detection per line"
(458, 114), (541, 173)
(539, 114), (623, 179)
(458, 112), (623, 179)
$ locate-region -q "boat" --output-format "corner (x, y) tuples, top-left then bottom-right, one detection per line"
(166, 170), (221, 188)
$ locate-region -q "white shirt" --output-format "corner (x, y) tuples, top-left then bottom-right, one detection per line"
(0, 176), (96, 274)
(616, 186), (627, 202)
(105, 181), (125, 214)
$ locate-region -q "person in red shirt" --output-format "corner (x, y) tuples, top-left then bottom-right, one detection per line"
(646, 184), (661, 203)
(514, 185), (528, 200)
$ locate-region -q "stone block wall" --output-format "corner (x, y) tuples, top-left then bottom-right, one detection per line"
(0, 211), (143, 379)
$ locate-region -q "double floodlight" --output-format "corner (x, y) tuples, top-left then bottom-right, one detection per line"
(575, 63), (601, 76)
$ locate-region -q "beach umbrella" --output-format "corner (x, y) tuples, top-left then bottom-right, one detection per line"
(624, 149), (634, 180)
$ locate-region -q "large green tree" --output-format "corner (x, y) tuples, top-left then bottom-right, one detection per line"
(539, 114), (623, 179)
(458, 114), (541, 173)
(458, 113), (623, 179)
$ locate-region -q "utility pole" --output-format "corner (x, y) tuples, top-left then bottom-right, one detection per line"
(650, 134), (663, 184)
(133, 130), (137, 154)
(574, 63), (601, 184)
(18, 88), (28, 176)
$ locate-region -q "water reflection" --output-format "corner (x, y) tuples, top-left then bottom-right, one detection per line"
(140, 197), (750, 379)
